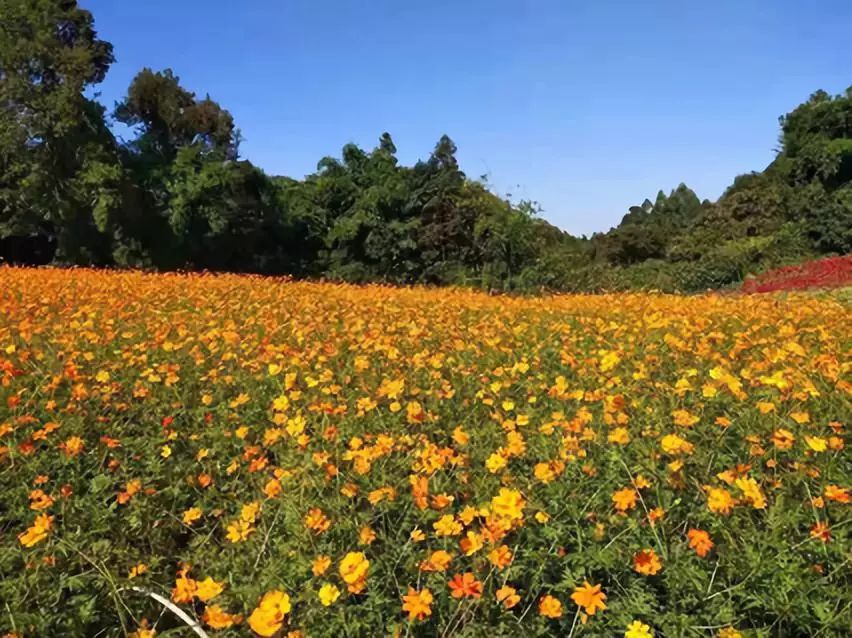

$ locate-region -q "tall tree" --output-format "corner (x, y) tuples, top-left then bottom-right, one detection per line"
(112, 68), (245, 267)
(0, 0), (117, 263)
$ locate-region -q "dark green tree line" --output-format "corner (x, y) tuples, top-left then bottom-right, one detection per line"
(1, 1), (850, 292)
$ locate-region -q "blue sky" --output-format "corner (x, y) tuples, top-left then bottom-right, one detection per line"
(83, 0), (850, 236)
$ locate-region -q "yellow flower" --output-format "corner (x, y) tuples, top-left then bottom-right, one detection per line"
(805, 436), (827, 452)
(248, 590), (291, 637)
(240, 501), (261, 523)
(486, 452), (507, 473)
(433, 514), (463, 537)
(599, 350), (621, 372)
(460, 530), (483, 556)
(339, 551), (369, 593)
(318, 583), (341, 606)
(452, 426), (469, 446)
(226, 519), (255, 543)
(608, 427), (630, 445)
(625, 620), (654, 638)
(18, 513), (54, 548)
(735, 476), (766, 509)
(661, 433), (693, 455)
(672, 409), (699, 427)
(790, 411), (810, 424)
(706, 487), (735, 515)
(128, 563), (148, 578)
(490, 488), (525, 522)
(194, 576), (225, 602)
(182, 507), (202, 525)
(273, 395), (290, 411)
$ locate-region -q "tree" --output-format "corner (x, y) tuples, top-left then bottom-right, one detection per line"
(111, 68), (244, 267)
(0, 0), (117, 263)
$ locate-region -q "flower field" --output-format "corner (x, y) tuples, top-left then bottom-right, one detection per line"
(742, 255), (852, 294)
(0, 267), (849, 637)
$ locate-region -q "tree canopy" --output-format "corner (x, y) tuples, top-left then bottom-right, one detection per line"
(2, 1), (850, 292)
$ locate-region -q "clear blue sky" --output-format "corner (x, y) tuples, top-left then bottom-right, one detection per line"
(83, 0), (850, 237)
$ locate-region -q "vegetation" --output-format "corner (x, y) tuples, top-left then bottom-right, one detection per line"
(741, 255), (852, 293)
(1, 1), (850, 291)
(1, 267), (850, 637)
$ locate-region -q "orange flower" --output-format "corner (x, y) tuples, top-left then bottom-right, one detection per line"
(647, 507), (665, 526)
(409, 474), (429, 510)
(203, 605), (242, 629)
(487, 544), (513, 569)
(359, 526), (377, 545)
(633, 549), (662, 575)
(171, 571), (197, 604)
(420, 550), (453, 573)
(312, 555), (331, 576)
(612, 487), (637, 512)
(402, 587), (433, 622)
(771, 429), (795, 450)
(304, 508), (331, 534)
(538, 594), (562, 618)
(263, 478), (282, 498)
(824, 485), (850, 503)
(59, 435), (85, 457)
(686, 529), (713, 557)
(571, 581), (607, 615)
(496, 585), (520, 609)
(810, 521), (831, 543)
(28, 489), (54, 511)
(448, 572), (482, 599)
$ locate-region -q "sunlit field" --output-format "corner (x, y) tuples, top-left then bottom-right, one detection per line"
(0, 267), (849, 637)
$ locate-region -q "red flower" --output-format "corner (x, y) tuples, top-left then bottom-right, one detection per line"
(448, 572), (483, 599)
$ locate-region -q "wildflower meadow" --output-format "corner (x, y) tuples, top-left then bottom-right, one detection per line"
(0, 267), (849, 637)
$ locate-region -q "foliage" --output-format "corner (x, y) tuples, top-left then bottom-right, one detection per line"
(741, 254), (852, 293)
(1, 2), (851, 292)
